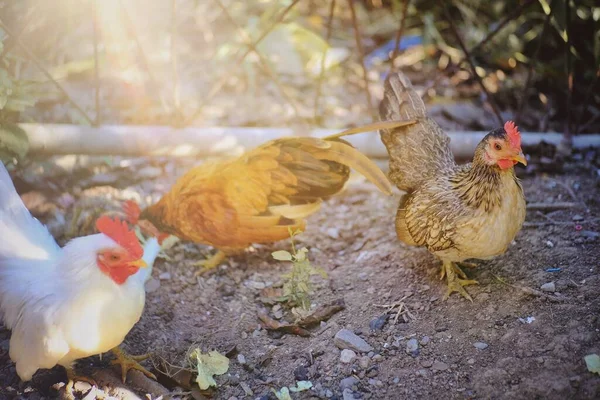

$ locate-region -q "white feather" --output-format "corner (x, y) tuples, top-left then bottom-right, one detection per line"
(0, 163), (161, 381)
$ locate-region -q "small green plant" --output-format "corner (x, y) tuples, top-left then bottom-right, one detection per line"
(272, 228), (327, 311)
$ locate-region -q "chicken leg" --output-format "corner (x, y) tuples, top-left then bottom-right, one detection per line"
(440, 260), (478, 301)
(111, 346), (156, 383)
(193, 250), (227, 276)
(64, 366), (97, 399)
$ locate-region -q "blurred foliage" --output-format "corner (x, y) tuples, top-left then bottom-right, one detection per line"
(0, 36), (38, 164)
(0, 0), (598, 133)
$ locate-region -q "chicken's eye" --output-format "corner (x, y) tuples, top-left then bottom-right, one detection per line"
(494, 143), (502, 151)
(109, 254), (119, 261)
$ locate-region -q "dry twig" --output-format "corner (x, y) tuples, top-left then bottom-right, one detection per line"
(347, 0), (373, 114)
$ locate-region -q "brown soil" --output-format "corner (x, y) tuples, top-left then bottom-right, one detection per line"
(1, 157), (599, 400)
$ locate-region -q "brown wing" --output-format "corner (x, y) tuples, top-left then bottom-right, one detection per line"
(379, 72), (456, 192)
(141, 136), (391, 248)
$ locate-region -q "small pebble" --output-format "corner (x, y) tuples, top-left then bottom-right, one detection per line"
(340, 376), (359, 391)
(432, 361), (449, 371)
(358, 272), (369, 281)
(294, 365), (309, 381)
(334, 329), (374, 352)
(372, 354), (383, 361)
(420, 360), (433, 368)
(158, 272), (171, 280)
(420, 336), (431, 346)
(342, 389), (356, 400)
(326, 227), (340, 239)
(540, 282), (556, 292)
(369, 315), (388, 331)
(393, 377), (400, 384)
(545, 240), (554, 248)
(406, 338), (419, 356)
(145, 278), (161, 293)
(573, 214), (584, 221)
(359, 356), (370, 369)
(473, 342), (489, 350)
(467, 358), (476, 365)
(237, 354), (246, 365)
(340, 349), (357, 364)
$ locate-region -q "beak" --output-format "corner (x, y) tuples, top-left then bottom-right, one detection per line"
(512, 151), (527, 166)
(128, 259), (148, 268)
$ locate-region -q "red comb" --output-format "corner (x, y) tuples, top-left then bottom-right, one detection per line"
(123, 200), (141, 225)
(504, 121), (521, 149)
(96, 216), (143, 259)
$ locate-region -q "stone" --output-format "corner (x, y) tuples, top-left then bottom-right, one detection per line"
(473, 342), (489, 350)
(159, 272), (171, 280)
(237, 354), (246, 365)
(359, 356), (371, 369)
(335, 329), (373, 352)
(294, 365), (309, 381)
(340, 376), (359, 391)
(369, 315), (388, 331)
(343, 389), (356, 400)
(540, 282), (556, 292)
(340, 349), (357, 364)
(145, 278), (160, 293)
(432, 361), (449, 371)
(420, 336), (431, 346)
(406, 338), (419, 356)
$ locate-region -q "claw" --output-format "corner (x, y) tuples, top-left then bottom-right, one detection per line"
(441, 261), (479, 301)
(111, 347), (156, 383)
(64, 367), (96, 399)
(193, 250), (227, 276)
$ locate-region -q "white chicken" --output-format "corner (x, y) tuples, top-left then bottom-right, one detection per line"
(0, 162), (160, 390)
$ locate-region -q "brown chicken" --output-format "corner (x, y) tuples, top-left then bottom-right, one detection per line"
(125, 134), (400, 274)
(379, 72), (527, 300)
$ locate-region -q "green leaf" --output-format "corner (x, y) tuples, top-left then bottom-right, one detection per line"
(191, 349), (229, 390)
(290, 380), (313, 392)
(272, 387), (292, 400)
(585, 354), (600, 375)
(0, 122), (29, 163)
(272, 250), (293, 261)
(295, 247), (308, 261)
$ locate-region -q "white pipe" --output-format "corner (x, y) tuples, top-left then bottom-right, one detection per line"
(21, 123), (600, 159)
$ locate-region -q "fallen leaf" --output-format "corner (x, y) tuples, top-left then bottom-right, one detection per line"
(297, 299), (345, 328)
(190, 349), (229, 390)
(257, 309), (311, 337)
(290, 380), (313, 392)
(585, 354), (600, 375)
(272, 386), (292, 400)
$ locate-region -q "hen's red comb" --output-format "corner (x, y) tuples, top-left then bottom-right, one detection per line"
(96, 216), (143, 259)
(504, 120), (521, 149)
(123, 200), (141, 225)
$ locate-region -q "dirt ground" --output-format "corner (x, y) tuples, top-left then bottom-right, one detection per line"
(1, 153), (599, 400)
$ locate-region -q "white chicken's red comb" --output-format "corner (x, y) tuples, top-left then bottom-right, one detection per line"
(504, 120), (521, 149)
(96, 216), (143, 259)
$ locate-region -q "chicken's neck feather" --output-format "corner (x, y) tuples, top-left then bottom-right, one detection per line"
(449, 150), (516, 212)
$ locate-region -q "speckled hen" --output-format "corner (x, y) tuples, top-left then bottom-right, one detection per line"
(379, 72), (527, 300)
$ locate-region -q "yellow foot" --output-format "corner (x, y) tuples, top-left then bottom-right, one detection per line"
(111, 346), (156, 383)
(458, 261), (478, 269)
(440, 261), (479, 301)
(193, 250), (227, 276)
(64, 367), (96, 399)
